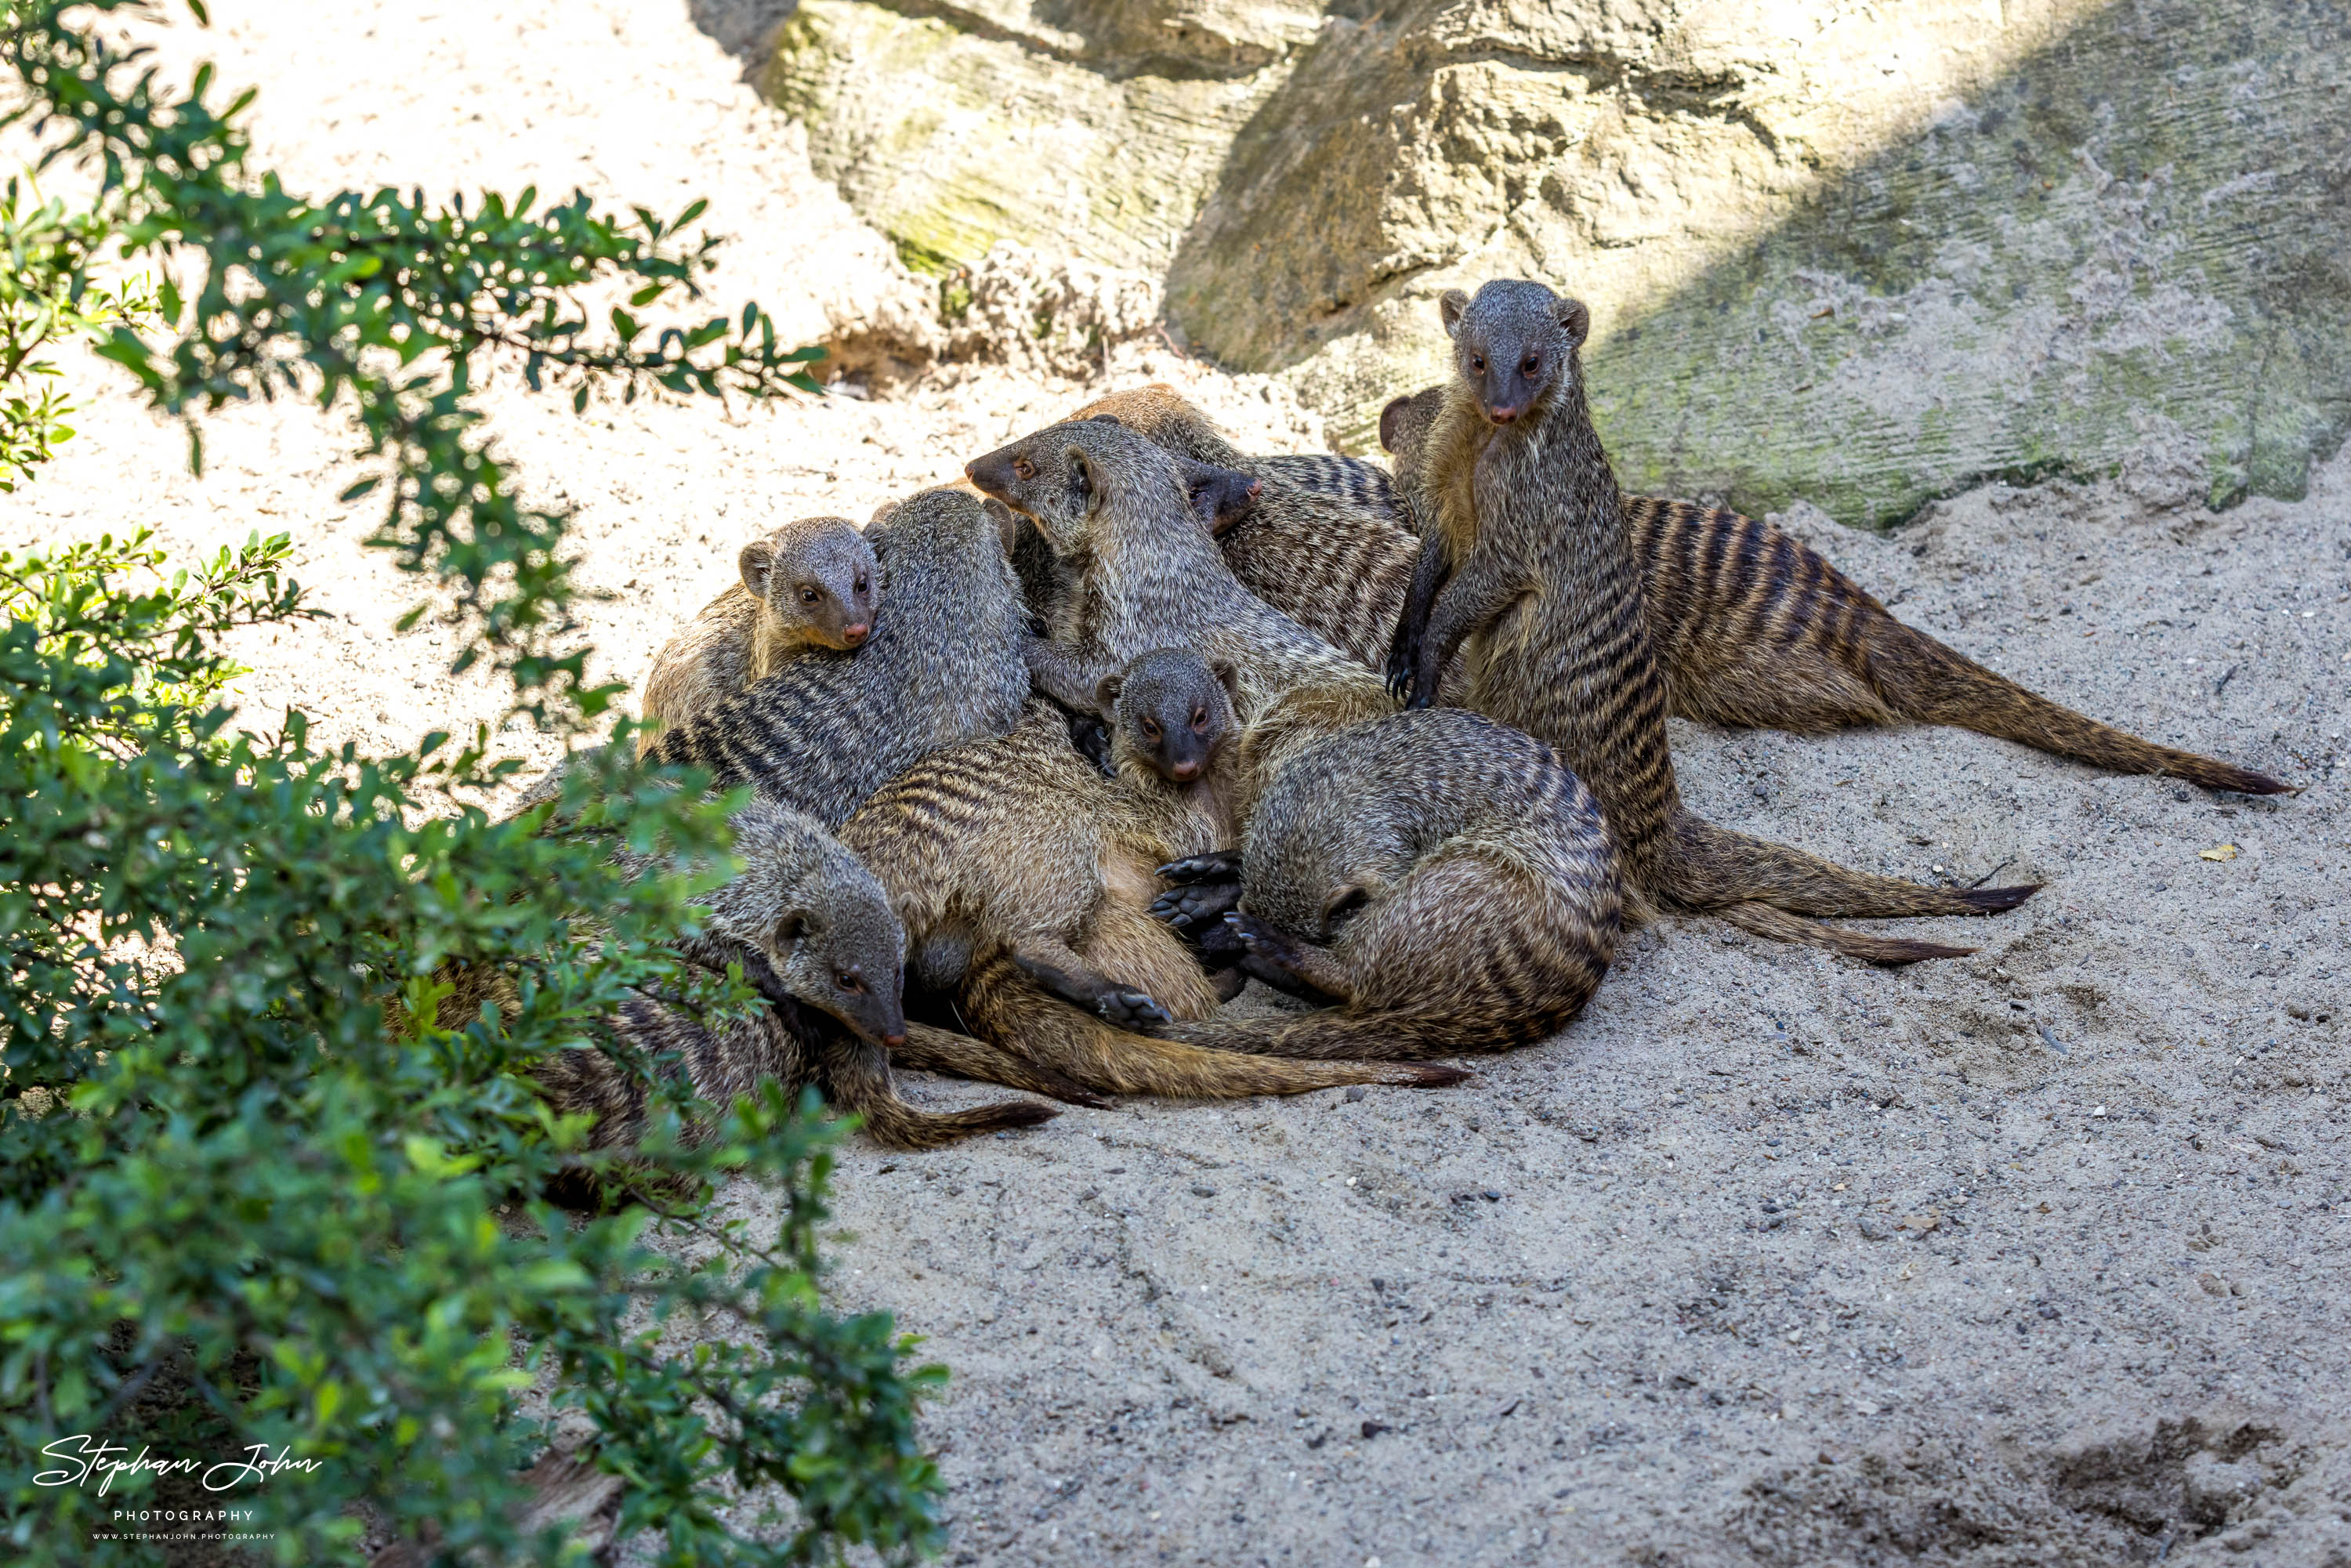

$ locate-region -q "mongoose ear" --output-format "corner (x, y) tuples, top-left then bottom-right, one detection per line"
(773, 911), (810, 953)
(739, 538), (777, 596)
(1063, 445), (1097, 515)
(1086, 413), (1123, 425)
(1208, 657), (1243, 712)
(980, 495), (1020, 556)
(1094, 673), (1125, 715)
(1378, 394), (1417, 454)
(1439, 288), (1471, 339)
(1556, 296), (1591, 348)
(1320, 883), (1372, 936)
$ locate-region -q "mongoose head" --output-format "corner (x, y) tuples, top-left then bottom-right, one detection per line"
(739, 516), (879, 650)
(1096, 646), (1241, 784)
(1377, 385), (1447, 485)
(1438, 281), (1592, 427)
(703, 803), (910, 1047)
(965, 419), (1256, 554)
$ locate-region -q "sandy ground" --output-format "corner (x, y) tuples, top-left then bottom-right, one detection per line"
(8, 4), (2349, 1564)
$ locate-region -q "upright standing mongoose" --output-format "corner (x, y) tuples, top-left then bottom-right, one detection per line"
(1074, 382), (2288, 795)
(1394, 281), (2042, 963)
(638, 515), (879, 755)
(649, 487), (1032, 828)
(837, 695), (1464, 1099)
(437, 800), (1056, 1153)
(1147, 708), (1621, 1059)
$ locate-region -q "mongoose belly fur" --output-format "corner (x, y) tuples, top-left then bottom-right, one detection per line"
(650, 487), (1032, 828)
(1400, 281), (2040, 965)
(1151, 708), (1621, 1059)
(838, 702), (1464, 1098)
(1073, 382), (2286, 795)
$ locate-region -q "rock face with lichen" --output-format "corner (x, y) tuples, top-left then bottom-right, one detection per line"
(763, 0), (2351, 527)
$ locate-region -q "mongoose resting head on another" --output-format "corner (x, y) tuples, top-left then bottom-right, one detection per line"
(1099, 647), (1241, 784)
(622, 800), (910, 1048)
(965, 425), (1260, 559)
(741, 514), (878, 654)
(1440, 279), (1591, 427)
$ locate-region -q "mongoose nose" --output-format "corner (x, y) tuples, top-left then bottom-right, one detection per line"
(842, 622), (870, 644)
(1169, 759), (1201, 780)
(1486, 404), (1521, 425)
(882, 1031), (907, 1048)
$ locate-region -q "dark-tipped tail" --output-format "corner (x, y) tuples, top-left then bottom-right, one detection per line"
(819, 1034), (1059, 1150)
(1715, 900), (1976, 966)
(1675, 816), (2042, 922)
(1868, 619), (2292, 794)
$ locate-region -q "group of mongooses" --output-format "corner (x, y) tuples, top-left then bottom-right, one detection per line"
(492, 275), (2288, 1155)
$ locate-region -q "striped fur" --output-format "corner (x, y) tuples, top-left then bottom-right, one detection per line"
(838, 701), (1466, 1098)
(1152, 709), (1621, 1059)
(1077, 382), (2287, 795)
(1399, 281), (2038, 965)
(650, 487), (1032, 828)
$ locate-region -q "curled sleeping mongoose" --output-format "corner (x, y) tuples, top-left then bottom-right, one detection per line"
(1072, 382), (2287, 796)
(432, 799), (1059, 1154)
(837, 681), (1465, 1099)
(638, 514), (878, 756)
(1148, 706), (1622, 1060)
(1393, 280), (2040, 964)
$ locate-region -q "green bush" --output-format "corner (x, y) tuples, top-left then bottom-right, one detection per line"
(1, 3), (944, 1563)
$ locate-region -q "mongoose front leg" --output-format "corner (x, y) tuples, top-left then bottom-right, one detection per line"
(1022, 635), (1114, 714)
(1223, 913), (1353, 1005)
(1009, 943), (1175, 1028)
(1386, 531), (1452, 701)
(1409, 549), (1523, 711)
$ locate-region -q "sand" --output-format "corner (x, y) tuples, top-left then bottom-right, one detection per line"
(5, 4), (2346, 1563)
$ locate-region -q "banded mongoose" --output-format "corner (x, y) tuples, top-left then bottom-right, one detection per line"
(442, 800), (1056, 1153)
(1078, 382), (2288, 796)
(1148, 708), (1621, 1059)
(837, 697), (1464, 1099)
(637, 515), (878, 756)
(649, 487), (1032, 828)
(962, 418), (1396, 830)
(1395, 281), (2041, 964)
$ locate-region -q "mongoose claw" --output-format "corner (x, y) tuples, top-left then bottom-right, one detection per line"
(1150, 879), (1243, 932)
(1157, 849), (1243, 885)
(1096, 988), (1174, 1028)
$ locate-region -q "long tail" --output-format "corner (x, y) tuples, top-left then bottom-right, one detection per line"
(1150, 1001), (1568, 1061)
(1866, 618), (2291, 794)
(1672, 815), (2040, 922)
(959, 950), (1469, 1098)
(892, 1020), (1111, 1108)
(1714, 900), (1976, 966)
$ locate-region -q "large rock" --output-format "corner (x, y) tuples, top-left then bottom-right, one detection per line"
(762, 0), (2351, 525)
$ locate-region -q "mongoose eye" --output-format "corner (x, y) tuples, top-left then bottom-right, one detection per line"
(799, 586), (820, 605)
(1190, 707), (1208, 730)
(1522, 355), (1541, 376)
(854, 574), (869, 593)
(1012, 458), (1036, 481)
(1141, 718), (1161, 741)
(1470, 356), (1485, 373)
(835, 969), (865, 995)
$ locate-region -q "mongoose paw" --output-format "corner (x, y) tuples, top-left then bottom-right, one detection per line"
(1150, 878), (1244, 932)
(1225, 914), (1343, 1004)
(1157, 849), (1243, 885)
(1096, 988), (1174, 1029)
